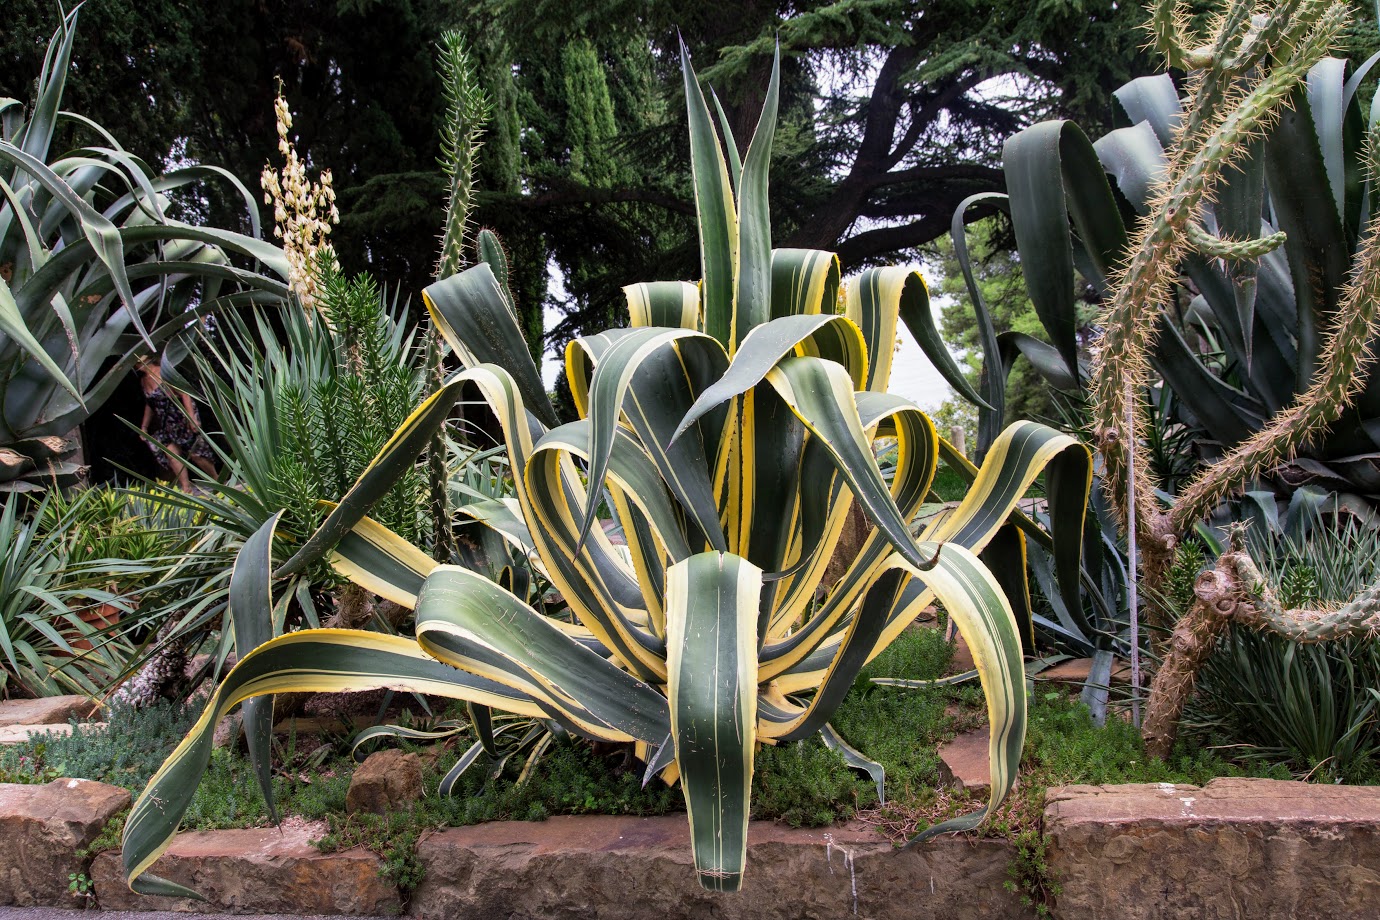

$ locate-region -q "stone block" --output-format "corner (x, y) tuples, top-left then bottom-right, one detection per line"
(410, 815), (1030, 920)
(347, 749), (422, 815)
(0, 777), (129, 906)
(91, 820), (400, 915)
(1046, 777), (1380, 919)
(937, 729), (991, 795)
(0, 695), (99, 727)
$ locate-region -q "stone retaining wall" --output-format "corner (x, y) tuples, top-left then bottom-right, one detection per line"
(2, 776), (1377, 917)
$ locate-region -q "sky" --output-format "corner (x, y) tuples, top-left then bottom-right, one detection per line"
(539, 266), (959, 413)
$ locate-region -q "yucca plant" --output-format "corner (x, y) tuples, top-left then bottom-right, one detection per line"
(120, 47), (1091, 896)
(0, 8), (289, 491)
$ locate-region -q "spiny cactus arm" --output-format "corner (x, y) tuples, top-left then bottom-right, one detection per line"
(1225, 553), (1380, 642)
(1092, 4), (1348, 544)
(1148, 0), (1198, 72)
(1169, 126), (1380, 531)
(1184, 221), (1287, 260)
(436, 32), (492, 283)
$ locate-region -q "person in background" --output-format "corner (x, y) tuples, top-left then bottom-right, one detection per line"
(136, 355), (216, 491)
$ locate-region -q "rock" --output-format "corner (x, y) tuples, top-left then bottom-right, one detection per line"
(937, 729), (991, 795)
(950, 632), (975, 673)
(410, 815), (1030, 920)
(91, 820), (400, 915)
(0, 778), (130, 906)
(0, 695), (98, 727)
(346, 748), (423, 815)
(0, 722), (108, 745)
(212, 710), (243, 749)
(1046, 777), (1380, 920)
(1036, 657), (1131, 685)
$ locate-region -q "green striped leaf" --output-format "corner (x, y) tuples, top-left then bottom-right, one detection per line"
(624, 280), (701, 330)
(415, 565), (671, 744)
(680, 42), (738, 349)
(424, 263), (558, 427)
(732, 43), (779, 348)
(665, 552), (761, 892)
(227, 511), (284, 819)
(329, 511), (438, 609)
(123, 631), (540, 897)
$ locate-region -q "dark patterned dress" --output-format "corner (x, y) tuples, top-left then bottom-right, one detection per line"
(144, 384), (215, 471)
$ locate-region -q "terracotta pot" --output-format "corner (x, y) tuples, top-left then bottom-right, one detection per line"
(69, 601), (121, 652)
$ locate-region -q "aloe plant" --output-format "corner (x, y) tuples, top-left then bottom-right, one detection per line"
(0, 8), (289, 490)
(121, 47), (1091, 896)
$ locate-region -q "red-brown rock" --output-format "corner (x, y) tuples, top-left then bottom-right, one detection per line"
(91, 820), (400, 915)
(409, 815), (1030, 920)
(937, 729), (992, 795)
(346, 748), (423, 815)
(1046, 777), (1380, 919)
(0, 778), (129, 906)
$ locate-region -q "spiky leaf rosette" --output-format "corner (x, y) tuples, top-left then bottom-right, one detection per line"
(122, 47), (1091, 895)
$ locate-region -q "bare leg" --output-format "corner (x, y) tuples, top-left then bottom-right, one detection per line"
(191, 455), (217, 479)
(167, 445), (191, 492)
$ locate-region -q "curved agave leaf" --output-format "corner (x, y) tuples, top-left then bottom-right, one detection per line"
(122, 631), (540, 897)
(423, 262), (558, 428)
(770, 248), (839, 319)
(415, 565), (670, 743)
(624, 280), (700, 330)
(672, 314), (868, 444)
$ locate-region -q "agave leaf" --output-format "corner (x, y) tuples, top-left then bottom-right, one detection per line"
(122, 631), (539, 897)
(1111, 73), (1182, 143)
(416, 565), (671, 743)
(329, 510), (439, 609)
(665, 551), (760, 892)
(423, 263), (557, 428)
(624, 280), (701, 330)
(227, 511), (284, 821)
(766, 356), (931, 571)
(732, 44), (779, 349)
(680, 42), (738, 349)
(820, 723), (885, 804)
(770, 248), (840, 320)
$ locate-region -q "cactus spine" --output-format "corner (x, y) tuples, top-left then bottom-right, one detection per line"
(1084, 0), (1380, 757)
(435, 32), (492, 283)
(1090, 0), (1347, 616)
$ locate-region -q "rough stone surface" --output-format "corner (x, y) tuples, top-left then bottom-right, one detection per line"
(0, 778), (130, 907)
(91, 821), (400, 915)
(937, 729), (991, 795)
(1036, 658), (1130, 685)
(0, 695), (99, 727)
(0, 722), (91, 744)
(409, 815), (1029, 920)
(346, 749), (422, 815)
(1046, 777), (1380, 919)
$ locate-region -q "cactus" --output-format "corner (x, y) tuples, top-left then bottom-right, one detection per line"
(1090, 0), (1349, 600)
(1079, 0), (1380, 755)
(430, 32), (492, 562)
(435, 32), (492, 284)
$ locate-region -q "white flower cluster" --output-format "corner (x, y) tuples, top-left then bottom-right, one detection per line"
(261, 94), (339, 311)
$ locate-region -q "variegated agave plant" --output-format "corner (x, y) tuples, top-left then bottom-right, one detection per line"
(123, 48), (1090, 894)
